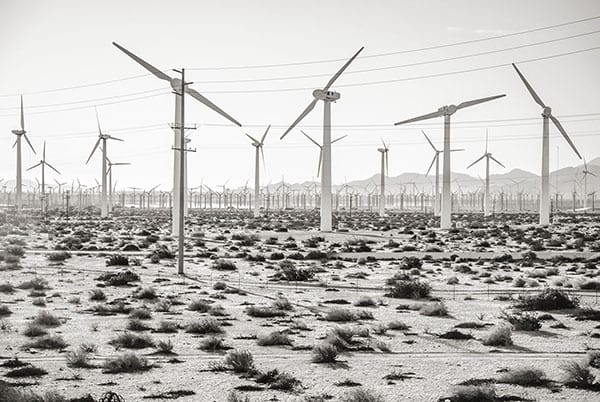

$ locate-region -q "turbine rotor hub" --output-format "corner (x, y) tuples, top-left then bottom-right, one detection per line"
(542, 106), (552, 117)
(313, 89), (340, 101)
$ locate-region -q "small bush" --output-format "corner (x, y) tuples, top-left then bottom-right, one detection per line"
(419, 302), (448, 317)
(5, 365), (48, 378)
(129, 307), (152, 320)
(156, 320), (179, 333)
(106, 254), (129, 266)
(385, 278), (431, 299)
(127, 318), (150, 331)
(257, 331), (293, 346)
(134, 287), (157, 300)
(155, 339), (174, 354)
(109, 332), (154, 349)
(89, 288), (106, 301)
(246, 306), (286, 318)
(213, 281), (227, 290)
(514, 289), (578, 311)
(212, 259), (237, 271)
(32, 311), (61, 327)
(189, 299), (212, 313)
(23, 323), (48, 337)
(345, 388), (385, 402)
(185, 318), (223, 334)
(0, 282), (15, 293)
(481, 324), (512, 346)
(97, 270), (140, 286)
(66, 349), (93, 368)
(498, 366), (549, 386)
(560, 361), (596, 389)
(312, 343), (338, 363)
(354, 296), (377, 307)
(225, 349), (254, 373)
(199, 336), (230, 352)
(446, 385), (496, 402)
(500, 311), (541, 331)
(102, 352), (152, 373)
(25, 335), (68, 350)
(0, 305), (12, 316)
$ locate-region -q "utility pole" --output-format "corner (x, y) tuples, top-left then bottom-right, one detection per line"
(172, 68), (196, 275)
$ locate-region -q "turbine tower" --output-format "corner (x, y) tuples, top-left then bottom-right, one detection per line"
(11, 96), (36, 209)
(27, 141), (60, 214)
(106, 156), (130, 212)
(377, 140), (389, 217)
(466, 130), (505, 216)
(113, 42), (242, 235)
(512, 63), (582, 225)
(86, 108), (123, 217)
(280, 47), (364, 232)
(394, 94), (505, 229)
(245, 125), (270, 218)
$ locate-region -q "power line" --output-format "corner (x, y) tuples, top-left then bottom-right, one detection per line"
(0, 14), (598, 98)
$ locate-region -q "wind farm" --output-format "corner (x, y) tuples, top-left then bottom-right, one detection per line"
(1, 2), (600, 402)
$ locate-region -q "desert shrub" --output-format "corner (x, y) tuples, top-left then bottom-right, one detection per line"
(385, 278), (431, 299)
(212, 259), (237, 271)
(312, 343), (338, 363)
(227, 391), (251, 402)
(275, 261), (314, 281)
(5, 245), (25, 257)
(213, 281), (227, 290)
(354, 296), (377, 307)
(4, 365), (48, 378)
(572, 307), (600, 321)
(514, 288), (578, 311)
(106, 254), (129, 266)
(31, 297), (46, 306)
(270, 252), (285, 260)
(199, 336), (230, 352)
(560, 361), (596, 389)
(92, 301), (131, 315)
(18, 277), (49, 290)
(47, 251), (71, 262)
(446, 385), (496, 402)
(344, 388), (385, 402)
(272, 297), (293, 311)
(498, 366), (549, 386)
(154, 299), (172, 312)
(66, 349), (93, 368)
(25, 335), (68, 349)
(89, 288), (106, 301)
(256, 369), (300, 390)
(97, 270), (140, 286)
(481, 324), (512, 346)
(127, 318), (150, 331)
(23, 323), (48, 337)
(324, 308), (358, 322)
(129, 307), (152, 320)
(33, 311), (61, 327)
(225, 349), (255, 373)
(587, 350), (600, 369)
(387, 320), (410, 331)
(185, 318), (223, 334)
(134, 287), (157, 300)
(0, 305), (12, 316)
(155, 339), (174, 354)
(305, 250), (329, 260)
(102, 352), (152, 373)
(189, 299), (212, 313)
(246, 306), (286, 318)
(500, 311), (541, 331)
(109, 332), (154, 349)
(156, 320), (179, 333)
(0, 282), (15, 293)
(257, 331), (292, 346)
(580, 280), (600, 290)
(419, 302), (448, 316)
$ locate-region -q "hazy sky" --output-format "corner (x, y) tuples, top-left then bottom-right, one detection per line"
(1, 0), (599, 191)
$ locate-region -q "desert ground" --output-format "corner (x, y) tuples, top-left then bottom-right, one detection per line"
(1, 209), (600, 402)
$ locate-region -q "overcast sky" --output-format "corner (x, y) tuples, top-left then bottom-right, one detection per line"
(1, 0), (599, 191)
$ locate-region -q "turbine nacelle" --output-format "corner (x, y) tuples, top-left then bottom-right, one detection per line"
(439, 105), (458, 115)
(312, 89), (340, 102)
(542, 106), (552, 117)
(11, 130), (25, 135)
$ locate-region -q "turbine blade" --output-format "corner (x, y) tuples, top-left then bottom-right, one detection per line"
(467, 154), (486, 169)
(281, 99), (318, 139)
(301, 130), (321, 147)
(456, 94), (506, 110)
(331, 134), (348, 144)
(185, 87), (242, 127)
(323, 47), (364, 91)
(245, 133), (260, 144)
(260, 124), (271, 144)
(485, 129), (488, 154)
(394, 109), (444, 125)
(386, 151), (389, 177)
(86, 138), (101, 164)
(112, 42), (172, 82)
(490, 155), (505, 168)
(27, 162), (41, 171)
(43, 141), (46, 160)
(23, 134), (36, 154)
(46, 162), (61, 175)
(550, 115), (582, 159)
(20, 95), (25, 131)
(511, 63), (546, 108)
(421, 130), (437, 151)
(317, 148), (323, 178)
(260, 146), (266, 170)
(106, 135), (124, 142)
(449, 148), (465, 152)
(425, 154), (436, 176)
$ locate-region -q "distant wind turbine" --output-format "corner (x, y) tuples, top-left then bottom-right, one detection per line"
(580, 157), (596, 209)
(246, 125), (270, 218)
(512, 63), (582, 225)
(113, 42), (242, 236)
(301, 130), (347, 178)
(106, 156), (130, 212)
(394, 93), (505, 229)
(466, 130), (505, 216)
(377, 139), (389, 217)
(27, 141), (60, 214)
(86, 108), (123, 217)
(280, 47), (364, 232)
(11, 96), (36, 209)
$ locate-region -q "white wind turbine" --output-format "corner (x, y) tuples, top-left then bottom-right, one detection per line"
(422, 130), (464, 217)
(580, 157), (596, 209)
(11, 96), (36, 209)
(280, 47), (364, 231)
(245, 125), (270, 218)
(394, 93), (505, 229)
(301, 130), (347, 178)
(106, 156), (130, 212)
(377, 139), (389, 217)
(85, 108), (123, 218)
(511, 63), (581, 225)
(113, 42), (242, 235)
(466, 130), (505, 216)
(27, 141), (60, 214)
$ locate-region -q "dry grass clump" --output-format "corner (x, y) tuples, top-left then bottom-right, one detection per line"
(255, 369), (301, 390)
(246, 305), (286, 318)
(66, 348), (94, 368)
(129, 307), (152, 320)
(387, 320), (410, 331)
(154, 299), (172, 312)
(481, 324), (513, 346)
(445, 385), (497, 402)
(156, 320), (179, 333)
(127, 318), (151, 331)
(272, 297), (293, 311)
(18, 277), (49, 290)
(500, 311), (541, 331)
(419, 302), (448, 317)
(4, 365), (48, 378)
(227, 391), (251, 402)
(560, 360), (598, 389)
(354, 296), (377, 307)
(97, 269), (140, 286)
(257, 331), (293, 346)
(199, 336), (231, 352)
(155, 339), (174, 354)
(498, 366), (549, 386)
(0, 304), (12, 316)
(0, 282), (15, 293)
(185, 318), (224, 334)
(212, 259), (237, 271)
(25, 335), (68, 350)
(324, 308), (373, 322)
(23, 322), (48, 337)
(224, 349), (255, 373)
(134, 286), (157, 300)
(88, 288), (106, 301)
(344, 388), (385, 402)
(102, 352), (153, 373)
(514, 288), (578, 311)
(312, 342), (339, 363)
(188, 299), (212, 312)
(109, 332), (154, 349)
(106, 254), (129, 266)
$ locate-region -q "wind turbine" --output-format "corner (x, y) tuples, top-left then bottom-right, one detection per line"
(106, 156), (130, 212)
(245, 125), (270, 218)
(280, 47), (364, 231)
(580, 157), (596, 209)
(394, 93), (505, 229)
(467, 130), (505, 216)
(11, 96), (36, 209)
(85, 108), (123, 217)
(511, 63), (582, 225)
(301, 130), (347, 178)
(422, 130), (464, 217)
(113, 42), (242, 236)
(377, 139), (389, 217)
(27, 141), (60, 214)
